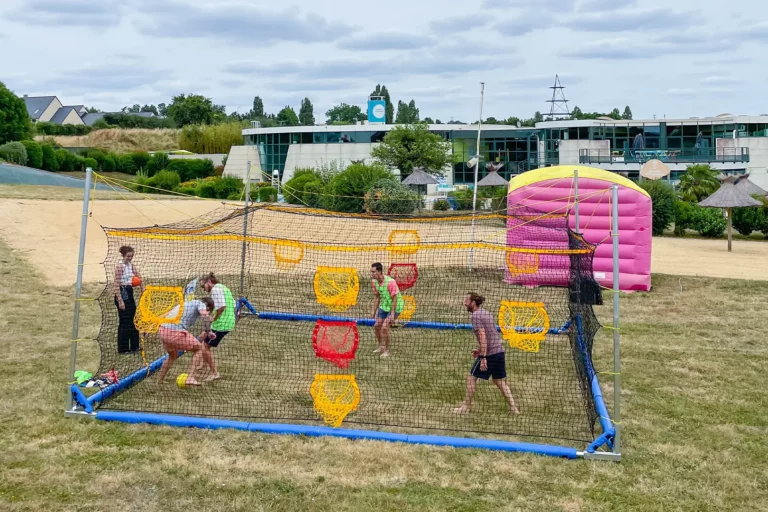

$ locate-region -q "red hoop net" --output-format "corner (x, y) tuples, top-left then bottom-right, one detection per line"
(312, 320), (359, 369)
(387, 263), (418, 291)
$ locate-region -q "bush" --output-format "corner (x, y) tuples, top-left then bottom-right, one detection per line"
(693, 206), (727, 238)
(258, 186), (278, 203)
(130, 151), (151, 172)
(639, 180), (676, 236)
(449, 189), (475, 210)
(302, 180), (324, 208)
(148, 170), (181, 191)
(0, 142), (28, 165)
(55, 149), (73, 171)
(433, 198), (451, 211)
(732, 197), (768, 236)
(83, 157), (98, 171)
(175, 185), (198, 197)
(213, 176), (243, 199)
(196, 180), (218, 198)
(285, 170), (323, 204)
(117, 154), (137, 174)
(102, 153), (116, 172)
(673, 200), (696, 236)
(146, 152), (170, 176)
(178, 122), (244, 154)
(364, 178), (420, 214)
(41, 144), (59, 172)
(20, 141), (43, 169)
(214, 165), (225, 177)
(166, 159), (215, 181)
(86, 149), (106, 170)
(101, 113), (175, 129)
(34, 122), (92, 136)
(320, 163), (393, 213)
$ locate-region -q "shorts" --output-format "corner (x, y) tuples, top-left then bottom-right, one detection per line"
(470, 352), (507, 380)
(158, 327), (201, 352)
(376, 308), (400, 320)
(205, 330), (230, 348)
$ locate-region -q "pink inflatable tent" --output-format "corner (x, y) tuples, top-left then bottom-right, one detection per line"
(506, 165), (651, 292)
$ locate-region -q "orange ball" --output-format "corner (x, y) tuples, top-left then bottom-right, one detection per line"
(131, 276), (142, 287)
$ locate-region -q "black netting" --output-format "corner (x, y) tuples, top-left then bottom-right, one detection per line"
(90, 205), (602, 443)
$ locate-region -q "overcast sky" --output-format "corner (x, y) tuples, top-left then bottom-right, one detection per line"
(2, 0), (766, 122)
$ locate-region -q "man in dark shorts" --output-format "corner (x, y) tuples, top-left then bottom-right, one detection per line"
(453, 293), (520, 415)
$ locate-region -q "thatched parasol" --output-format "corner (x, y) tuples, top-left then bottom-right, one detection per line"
(477, 162), (509, 187)
(699, 175), (763, 252)
(401, 167), (438, 209)
(735, 173), (768, 197)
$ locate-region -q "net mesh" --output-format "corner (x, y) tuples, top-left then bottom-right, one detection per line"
(91, 204), (603, 442)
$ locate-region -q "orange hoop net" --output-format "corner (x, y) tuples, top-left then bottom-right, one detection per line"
(387, 263), (418, 291)
(312, 320), (359, 369)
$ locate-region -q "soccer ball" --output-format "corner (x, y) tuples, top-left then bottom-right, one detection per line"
(131, 276), (142, 287)
(176, 373), (188, 389)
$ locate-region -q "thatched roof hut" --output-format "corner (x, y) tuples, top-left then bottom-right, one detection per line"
(699, 175), (763, 251)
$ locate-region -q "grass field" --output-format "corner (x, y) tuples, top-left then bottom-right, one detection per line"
(1, 233), (767, 510)
(38, 128), (180, 153)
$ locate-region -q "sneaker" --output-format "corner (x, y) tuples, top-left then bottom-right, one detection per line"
(453, 404), (470, 414)
(380, 351), (390, 358)
(372, 346), (383, 354)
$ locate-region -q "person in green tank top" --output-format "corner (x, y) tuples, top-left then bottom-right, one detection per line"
(370, 262), (404, 358)
(199, 272), (236, 380)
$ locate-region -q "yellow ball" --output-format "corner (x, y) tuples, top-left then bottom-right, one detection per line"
(176, 373), (188, 389)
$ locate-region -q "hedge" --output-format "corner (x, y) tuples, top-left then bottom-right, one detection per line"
(0, 142), (28, 165)
(41, 144), (59, 172)
(166, 159), (216, 182)
(20, 140), (43, 169)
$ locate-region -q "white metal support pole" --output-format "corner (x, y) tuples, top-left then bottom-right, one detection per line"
(239, 161), (252, 297)
(573, 169), (580, 233)
(67, 167), (93, 411)
(611, 184), (621, 455)
(469, 82), (485, 271)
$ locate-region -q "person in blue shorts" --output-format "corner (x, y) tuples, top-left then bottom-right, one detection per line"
(370, 262), (404, 358)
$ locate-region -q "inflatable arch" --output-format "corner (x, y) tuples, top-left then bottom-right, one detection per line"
(506, 165), (652, 292)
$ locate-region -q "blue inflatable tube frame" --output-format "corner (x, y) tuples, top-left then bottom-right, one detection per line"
(75, 311), (614, 459)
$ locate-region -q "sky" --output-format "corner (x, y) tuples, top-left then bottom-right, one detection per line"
(2, 0), (767, 123)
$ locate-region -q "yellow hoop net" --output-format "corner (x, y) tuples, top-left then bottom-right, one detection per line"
(398, 295), (417, 322)
(506, 251), (540, 275)
(387, 229), (421, 259)
(313, 266), (360, 312)
(134, 286), (184, 335)
(498, 301), (550, 353)
(273, 241), (305, 270)
(310, 374), (361, 427)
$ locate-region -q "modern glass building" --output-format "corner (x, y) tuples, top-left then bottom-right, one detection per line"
(240, 114), (767, 188)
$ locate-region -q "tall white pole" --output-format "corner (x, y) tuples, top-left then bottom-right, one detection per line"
(67, 167), (93, 411)
(611, 184), (621, 455)
(469, 82), (485, 271)
(573, 169), (580, 233)
(239, 161), (252, 297)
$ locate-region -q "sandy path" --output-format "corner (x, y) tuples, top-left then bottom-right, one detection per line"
(2, 198), (768, 286)
(1, 199), (221, 286)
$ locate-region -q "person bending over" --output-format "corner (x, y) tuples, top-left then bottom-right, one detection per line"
(370, 262), (404, 358)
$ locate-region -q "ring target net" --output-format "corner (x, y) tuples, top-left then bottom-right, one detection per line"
(85, 204), (606, 445)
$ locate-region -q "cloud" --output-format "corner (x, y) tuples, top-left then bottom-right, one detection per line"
(263, 79), (368, 93)
(576, 0), (636, 12)
(700, 75), (740, 85)
(430, 16), (490, 32)
(30, 65), (173, 93)
(336, 32), (436, 51)
(134, 1), (357, 45)
(742, 22), (768, 41)
(561, 7), (702, 32)
(483, 0), (575, 9)
(500, 74), (582, 87)
(8, 0), (125, 27)
(561, 34), (733, 59)
(493, 10), (552, 37)
(223, 51), (518, 82)
(667, 88), (696, 95)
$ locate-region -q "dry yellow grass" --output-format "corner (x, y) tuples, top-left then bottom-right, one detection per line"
(37, 128), (180, 152)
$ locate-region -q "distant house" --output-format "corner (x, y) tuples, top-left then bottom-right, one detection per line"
(23, 95), (158, 126)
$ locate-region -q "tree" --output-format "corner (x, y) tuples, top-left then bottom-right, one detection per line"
(371, 124), (450, 178)
(484, 117), (500, 124)
(435, 119), (442, 124)
(86, 107), (101, 114)
(639, 180), (676, 235)
(141, 104), (159, 115)
(252, 96), (264, 118)
(609, 108), (621, 120)
(158, 103), (168, 117)
(395, 99), (420, 124)
(325, 103), (366, 124)
(570, 106), (583, 119)
(276, 106), (299, 126)
(423, 117), (435, 124)
(299, 97), (315, 126)
(166, 94), (224, 126)
(122, 104), (141, 113)
(622, 106), (633, 120)
(0, 82), (33, 144)
(533, 111), (543, 123)
(677, 164), (720, 202)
